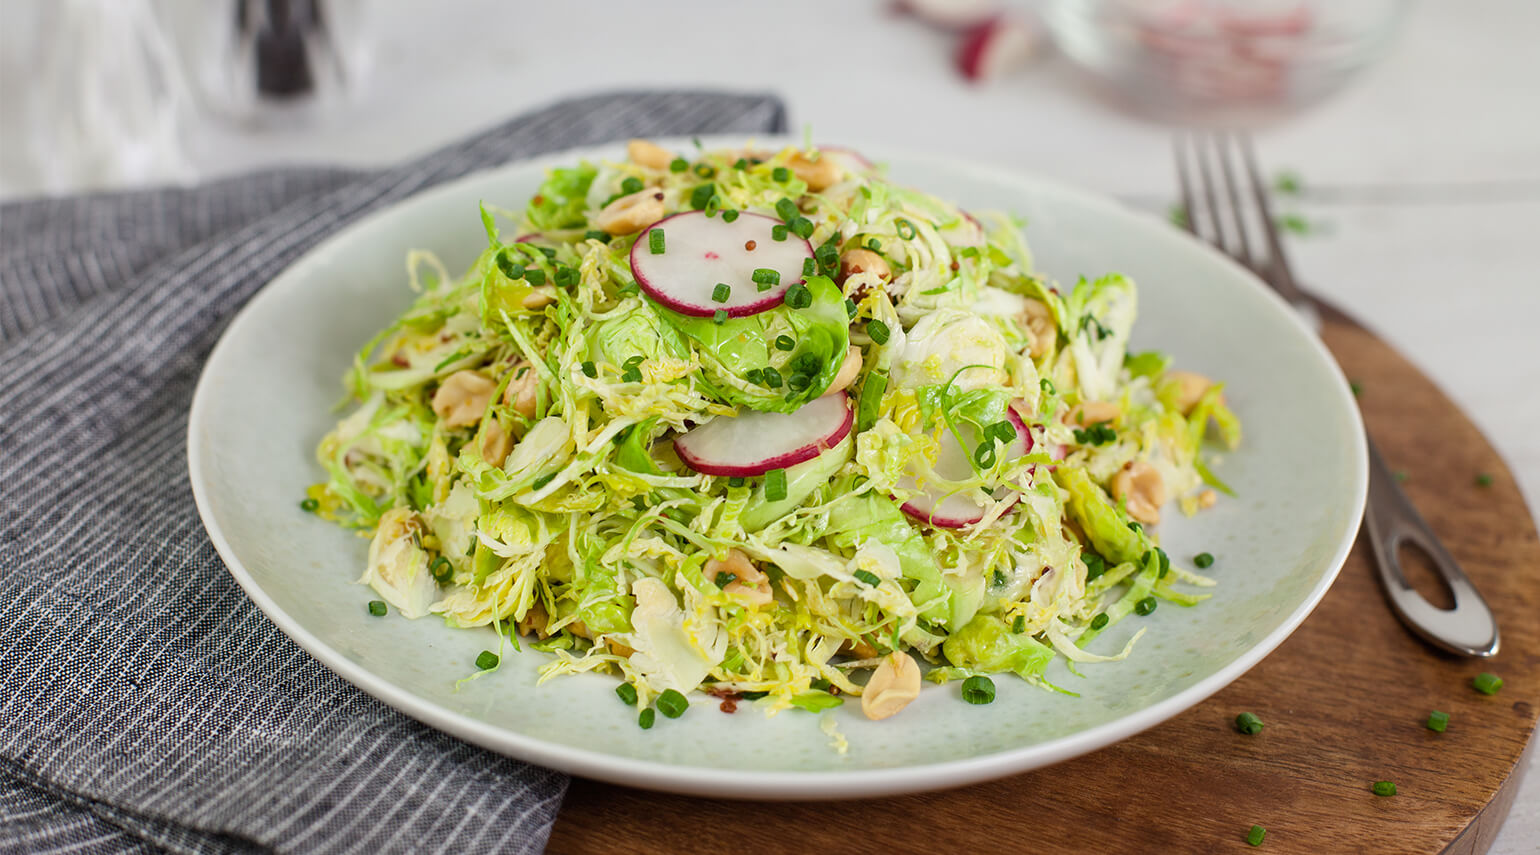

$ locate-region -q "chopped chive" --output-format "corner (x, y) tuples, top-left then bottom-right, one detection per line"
(531, 472), (556, 490)
(648, 228), (665, 255)
(788, 373), (811, 391)
(961, 675), (995, 705)
(784, 283), (812, 308)
(1090, 613), (1109, 630)
(728, 476), (746, 488)
(775, 334), (796, 351)
(721, 209), (739, 223)
(299, 497), (319, 513)
(1475, 472), (1494, 487)
(740, 690), (768, 700)
(896, 218), (916, 240)
(620, 176), (644, 194)
(689, 183), (715, 210)
(524, 268), (546, 286)
(810, 678), (832, 692)
(1246, 825), (1265, 847)
(1040, 377), (1056, 395)
(865, 238), (881, 252)
(429, 556), (452, 582)
(764, 469), (787, 501)
(714, 571), (734, 589)
(794, 352), (820, 374)
(1426, 710), (1449, 732)
(772, 166), (791, 182)
(867, 319), (891, 345)
(616, 280), (639, 297)
(497, 253), (524, 280)
(856, 372), (887, 432)
(1372, 781), (1397, 797)
(973, 441), (997, 469)
(775, 198), (799, 221)
(1012, 615), (1026, 633)
(693, 163), (715, 179)
(713, 309), (728, 325)
(657, 689), (688, 718)
(554, 266), (579, 287)
(1083, 552), (1107, 582)
(1350, 381), (1363, 397)
(581, 361), (596, 378)
(854, 569), (881, 586)
(845, 297), (858, 319)
(1155, 547), (1171, 578)
(802, 257), (816, 277)
(1127, 521), (1143, 534)
(638, 707), (655, 729)
(584, 229), (611, 243)
(790, 217), (814, 239)
(367, 600), (387, 617)
(1474, 672), (1503, 695)
(1134, 597), (1157, 616)
(771, 224), (789, 241)
(732, 157), (749, 170)
(669, 157), (688, 173)
(616, 683), (638, 705)
(1235, 712), (1264, 734)
(475, 650), (499, 670)
(752, 268), (780, 288)
(1194, 552), (1215, 569)
(538, 246), (557, 259)
(745, 367), (764, 384)
(761, 367), (783, 388)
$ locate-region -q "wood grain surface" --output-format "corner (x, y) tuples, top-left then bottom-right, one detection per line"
(546, 311), (1540, 855)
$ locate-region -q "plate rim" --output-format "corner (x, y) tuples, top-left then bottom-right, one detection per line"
(187, 136), (1369, 800)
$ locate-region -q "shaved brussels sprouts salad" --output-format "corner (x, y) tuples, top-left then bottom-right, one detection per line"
(308, 139), (1242, 724)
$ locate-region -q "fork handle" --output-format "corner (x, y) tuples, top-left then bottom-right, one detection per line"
(1363, 439), (1500, 657)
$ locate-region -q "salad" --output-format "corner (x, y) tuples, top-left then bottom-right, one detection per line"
(308, 140), (1241, 724)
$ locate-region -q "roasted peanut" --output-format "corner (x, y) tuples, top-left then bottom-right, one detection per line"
(504, 364), (538, 418)
(1020, 298), (1056, 358)
(431, 371), (496, 428)
(522, 285), (557, 310)
(626, 138), (674, 170)
(517, 602), (550, 638)
(826, 346), (863, 395)
(838, 248), (891, 285)
(1166, 370), (1214, 415)
(481, 418), (512, 468)
(1067, 400), (1121, 427)
(595, 188), (666, 235)
(787, 151), (843, 191)
(1111, 461), (1168, 525)
(861, 652), (921, 721)
(1198, 488), (1218, 509)
(705, 548), (773, 608)
(842, 638), (879, 659)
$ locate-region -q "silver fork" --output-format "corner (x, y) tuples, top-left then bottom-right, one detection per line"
(1173, 131), (1500, 658)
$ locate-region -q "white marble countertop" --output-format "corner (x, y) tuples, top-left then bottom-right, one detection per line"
(3, 0), (1535, 849)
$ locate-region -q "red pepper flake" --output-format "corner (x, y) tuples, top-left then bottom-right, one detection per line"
(744, 240), (757, 251)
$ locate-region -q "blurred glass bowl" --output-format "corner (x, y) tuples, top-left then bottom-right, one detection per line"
(1043, 0), (1411, 125)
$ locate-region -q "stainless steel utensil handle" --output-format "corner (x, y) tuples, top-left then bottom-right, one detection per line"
(1363, 440), (1500, 657)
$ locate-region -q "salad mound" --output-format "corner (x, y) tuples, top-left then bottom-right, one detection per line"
(309, 140), (1242, 723)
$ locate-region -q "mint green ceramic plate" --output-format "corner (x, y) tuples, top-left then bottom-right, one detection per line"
(188, 139), (1367, 799)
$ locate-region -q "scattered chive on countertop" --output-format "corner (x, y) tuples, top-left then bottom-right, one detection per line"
(1372, 781), (1397, 797)
(367, 600), (386, 617)
(961, 675), (995, 705)
(1246, 825), (1266, 847)
(1426, 710), (1449, 732)
(1473, 672), (1503, 695)
(615, 683), (638, 705)
(1235, 712), (1264, 735)
(638, 708), (655, 729)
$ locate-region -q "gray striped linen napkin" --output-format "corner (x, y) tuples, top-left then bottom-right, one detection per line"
(0, 90), (786, 855)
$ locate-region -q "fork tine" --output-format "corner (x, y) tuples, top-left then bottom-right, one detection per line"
(1194, 133), (1234, 255)
(1172, 133), (1198, 236)
(1213, 133), (1255, 270)
(1237, 134), (1306, 302)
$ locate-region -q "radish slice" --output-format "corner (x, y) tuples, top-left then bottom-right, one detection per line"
(897, 415), (1033, 529)
(819, 146), (875, 174)
(630, 211), (812, 318)
(896, 0), (999, 31)
(956, 15), (1042, 82)
(675, 393), (853, 477)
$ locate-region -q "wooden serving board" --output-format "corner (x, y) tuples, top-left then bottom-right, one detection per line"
(546, 307), (1540, 855)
